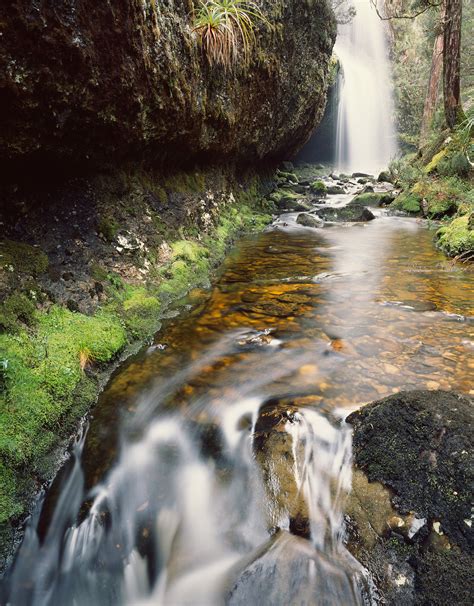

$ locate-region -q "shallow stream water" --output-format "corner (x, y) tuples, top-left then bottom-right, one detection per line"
(2, 188), (473, 605)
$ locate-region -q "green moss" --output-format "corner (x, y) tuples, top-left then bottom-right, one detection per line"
(277, 171), (298, 183)
(438, 151), (472, 178)
(171, 240), (209, 263)
(121, 288), (161, 339)
(0, 306), (126, 465)
(437, 215), (474, 257)
(351, 193), (385, 206)
(310, 180), (327, 194)
(0, 462), (21, 523)
(392, 192), (421, 213)
(0, 176), (273, 537)
(98, 216), (120, 242)
(0, 240), (48, 276)
(0, 293), (37, 332)
(90, 262), (109, 282)
(424, 148), (448, 174)
(155, 185), (168, 205)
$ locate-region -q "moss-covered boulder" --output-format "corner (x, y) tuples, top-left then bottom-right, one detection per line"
(310, 180), (327, 195)
(316, 200), (375, 222)
(346, 391), (474, 606)
(437, 214), (474, 257)
(351, 192), (395, 207)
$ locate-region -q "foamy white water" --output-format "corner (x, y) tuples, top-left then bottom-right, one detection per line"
(335, 0), (398, 174)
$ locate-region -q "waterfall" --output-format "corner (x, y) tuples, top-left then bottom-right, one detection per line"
(335, 0), (398, 174)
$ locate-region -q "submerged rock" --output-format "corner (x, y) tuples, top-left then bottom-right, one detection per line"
(346, 390), (474, 606)
(226, 530), (369, 606)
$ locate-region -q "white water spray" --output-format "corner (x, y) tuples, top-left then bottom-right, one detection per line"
(335, 0), (398, 174)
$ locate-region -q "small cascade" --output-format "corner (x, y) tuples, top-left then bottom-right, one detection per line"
(3, 341), (373, 606)
(335, 0), (398, 174)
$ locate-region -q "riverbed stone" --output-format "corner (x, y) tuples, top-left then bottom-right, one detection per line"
(296, 213), (324, 228)
(225, 530), (370, 606)
(317, 205), (375, 222)
(346, 390), (474, 606)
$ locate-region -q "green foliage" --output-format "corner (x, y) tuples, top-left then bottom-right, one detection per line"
(389, 154), (423, 188)
(171, 240), (209, 263)
(193, 0), (270, 69)
(0, 240), (48, 275)
(0, 180), (273, 529)
(438, 151), (471, 178)
(437, 215), (474, 257)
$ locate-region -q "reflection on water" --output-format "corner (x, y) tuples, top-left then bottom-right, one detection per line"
(2, 212), (473, 605)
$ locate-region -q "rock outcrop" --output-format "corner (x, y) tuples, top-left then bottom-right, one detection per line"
(346, 390), (474, 606)
(0, 0), (336, 176)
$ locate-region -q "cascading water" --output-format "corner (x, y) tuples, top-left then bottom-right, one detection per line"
(2, 335), (373, 606)
(335, 0), (398, 174)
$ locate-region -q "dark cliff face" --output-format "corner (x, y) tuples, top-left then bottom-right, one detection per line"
(0, 0), (336, 173)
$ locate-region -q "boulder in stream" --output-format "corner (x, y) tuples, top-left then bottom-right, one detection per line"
(296, 213), (324, 228)
(225, 530), (370, 606)
(317, 205), (375, 223)
(345, 390), (474, 606)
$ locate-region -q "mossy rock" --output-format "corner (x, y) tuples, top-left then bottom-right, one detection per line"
(0, 240), (48, 276)
(426, 197), (457, 219)
(351, 192), (394, 207)
(392, 192), (421, 214)
(122, 289), (161, 339)
(348, 391), (472, 551)
(347, 391), (474, 606)
(309, 180), (327, 195)
(277, 171), (298, 184)
(0, 293), (37, 333)
(437, 215), (474, 257)
(326, 185), (345, 195)
(97, 216), (120, 242)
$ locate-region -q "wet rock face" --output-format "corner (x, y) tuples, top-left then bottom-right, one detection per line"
(346, 390), (474, 606)
(0, 0), (336, 173)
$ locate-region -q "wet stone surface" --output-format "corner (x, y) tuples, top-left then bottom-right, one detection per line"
(346, 390), (474, 606)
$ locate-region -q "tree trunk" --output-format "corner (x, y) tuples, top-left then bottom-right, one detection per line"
(419, 4), (445, 147)
(443, 0), (463, 129)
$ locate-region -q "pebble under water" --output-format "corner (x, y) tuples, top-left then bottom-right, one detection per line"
(2, 188), (473, 606)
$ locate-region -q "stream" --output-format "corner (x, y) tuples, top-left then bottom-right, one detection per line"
(2, 179), (473, 606)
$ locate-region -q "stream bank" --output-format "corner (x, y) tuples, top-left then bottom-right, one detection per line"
(0, 166), (274, 569)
